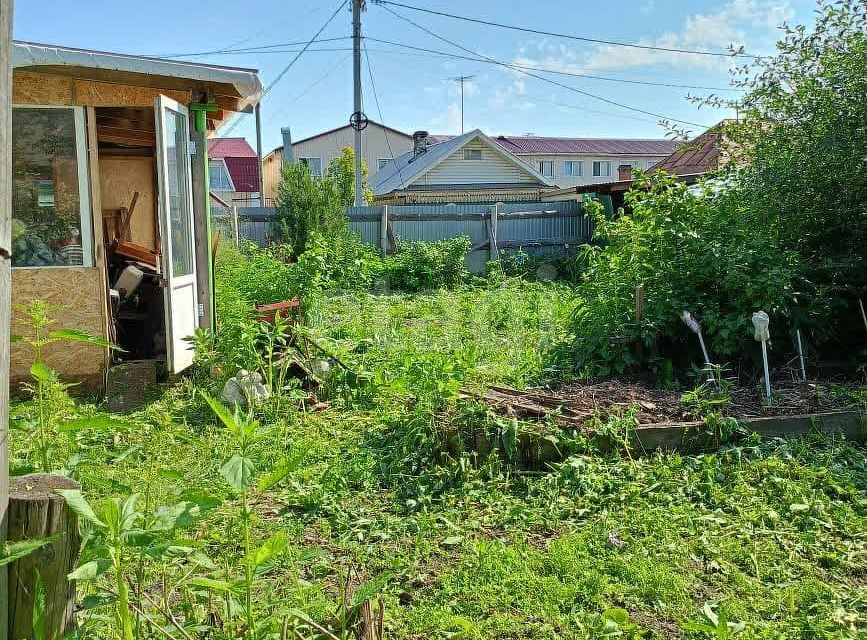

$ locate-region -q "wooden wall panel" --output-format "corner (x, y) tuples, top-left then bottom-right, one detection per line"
(99, 156), (157, 250)
(10, 267), (108, 392)
(12, 71), (190, 108)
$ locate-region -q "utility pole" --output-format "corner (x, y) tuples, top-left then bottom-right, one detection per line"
(1, 1), (13, 636)
(449, 74), (476, 134)
(352, 0), (365, 206)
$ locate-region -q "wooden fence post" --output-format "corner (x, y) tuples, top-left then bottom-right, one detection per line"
(7, 475), (82, 640)
(380, 205), (389, 256)
(1, 3), (14, 637)
(488, 203), (500, 261)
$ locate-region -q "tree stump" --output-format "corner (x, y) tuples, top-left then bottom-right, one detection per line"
(7, 474), (82, 640)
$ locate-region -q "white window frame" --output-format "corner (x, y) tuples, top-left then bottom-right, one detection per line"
(564, 160), (583, 177)
(208, 158), (236, 192)
(538, 160), (554, 177)
(299, 156), (323, 177)
(592, 160), (611, 178)
(377, 158), (391, 171)
(11, 104), (93, 269)
(463, 148), (482, 160)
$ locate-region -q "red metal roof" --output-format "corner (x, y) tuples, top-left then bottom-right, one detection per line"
(208, 138), (259, 192)
(495, 136), (677, 155)
(208, 137), (257, 158)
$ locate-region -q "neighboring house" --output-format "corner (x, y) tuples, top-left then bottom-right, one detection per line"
(370, 130), (556, 204)
(493, 136), (677, 188)
(207, 137), (261, 206)
(648, 122), (729, 183)
(542, 122), (731, 209)
(9, 40), (262, 389)
(262, 120), (413, 204)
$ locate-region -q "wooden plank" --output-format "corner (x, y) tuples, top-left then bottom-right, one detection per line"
(496, 237), (587, 249)
(0, 0), (11, 634)
(85, 108), (111, 377)
(96, 125), (156, 146)
(497, 210), (584, 220)
(191, 127), (212, 330)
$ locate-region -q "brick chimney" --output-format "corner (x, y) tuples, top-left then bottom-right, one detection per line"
(618, 164), (633, 181)
(413, 130), (429, 157)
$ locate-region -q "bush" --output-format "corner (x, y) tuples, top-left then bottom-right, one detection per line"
(384, 236), (472, 292)
(571, 173), (798, 376)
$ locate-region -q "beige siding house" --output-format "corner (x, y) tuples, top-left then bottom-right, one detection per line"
(262, 121), (412, 204)
(494, 136), (677, 188)
(371, 130), (555, 204)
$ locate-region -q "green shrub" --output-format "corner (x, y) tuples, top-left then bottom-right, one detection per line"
(571, 173), (797, 376)
(384, 236), (472, 292)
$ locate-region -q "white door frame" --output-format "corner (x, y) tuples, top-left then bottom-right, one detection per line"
(154, 94), (198, 374)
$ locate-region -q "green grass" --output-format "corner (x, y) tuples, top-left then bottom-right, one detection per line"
(9, 283), (867, 639)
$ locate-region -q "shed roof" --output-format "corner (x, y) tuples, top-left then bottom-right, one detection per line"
(12, 40), (263, 120)
(649, 126), (724, 177)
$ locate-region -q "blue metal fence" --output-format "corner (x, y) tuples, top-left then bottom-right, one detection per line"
(218, 201), (594, 272)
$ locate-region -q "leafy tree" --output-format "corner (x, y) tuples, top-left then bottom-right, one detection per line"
(272, 146), (372, 258)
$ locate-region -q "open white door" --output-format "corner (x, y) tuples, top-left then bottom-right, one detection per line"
(154, 95), (198, 374)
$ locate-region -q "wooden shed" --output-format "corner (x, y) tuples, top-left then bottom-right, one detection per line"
(9, 41), (262, 390)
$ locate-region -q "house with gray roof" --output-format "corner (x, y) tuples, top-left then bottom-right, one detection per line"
(371, 130), (556, 204)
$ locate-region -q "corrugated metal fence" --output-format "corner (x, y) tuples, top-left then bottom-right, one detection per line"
(213, 201), (595, 272)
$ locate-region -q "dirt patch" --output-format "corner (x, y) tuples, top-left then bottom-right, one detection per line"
(628, 608), (683, 638)
(466, 380), (860, 428)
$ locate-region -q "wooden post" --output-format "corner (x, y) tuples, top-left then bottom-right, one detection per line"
(379, 205), (388, 256)
(1, 3), (14, 637)
(190, 126), (213, 332)
(7, 475), (82, 640)
(488, 203), (500, 261)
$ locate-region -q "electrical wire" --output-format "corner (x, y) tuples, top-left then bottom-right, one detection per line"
(263, 52), (352, 129)
(150, 37), (353, 59)
(363, 37), (742, 92)
(362, 39), (406, 187)
(210, 0), (349, 151)
(378, 4), (711, 128)
(372, 0), (755, 59)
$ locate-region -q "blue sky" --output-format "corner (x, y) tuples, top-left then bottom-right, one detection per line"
(14, 0), (816, 153)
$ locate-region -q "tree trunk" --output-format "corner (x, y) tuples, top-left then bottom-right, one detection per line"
(7, 474), (82, 640)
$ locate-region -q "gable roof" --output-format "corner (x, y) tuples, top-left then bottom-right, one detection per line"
(207, 138), (259, 192)
(495, 136), (677, 155)
(371, 129), (555, 196)
(650, 124), (727, 177)
(208, 137), (257, 158)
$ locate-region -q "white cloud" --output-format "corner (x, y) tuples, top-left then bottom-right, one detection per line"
(513, 0), (794, 74)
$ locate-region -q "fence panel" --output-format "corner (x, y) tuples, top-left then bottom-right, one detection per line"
(217, 201), (593, 271)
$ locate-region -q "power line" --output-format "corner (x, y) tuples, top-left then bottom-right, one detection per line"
(151, 37), (352, 59)
(264, 52), (352, 128)
(377, 4), (711, 128)
(364, 37), (742, 92)
(362, 39), (405, 187)
(210, 0), (349, 151)
(372, 0), (754, 59)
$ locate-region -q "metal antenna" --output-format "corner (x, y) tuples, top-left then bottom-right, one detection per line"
(448, 74), (476, 133)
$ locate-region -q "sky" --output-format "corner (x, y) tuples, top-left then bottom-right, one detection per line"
(13, 0), (818, 153)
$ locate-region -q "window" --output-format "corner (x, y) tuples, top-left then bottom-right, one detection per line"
(538, 160), (554, 177)
(592, 161), (611, 178)
(463, 148), (482, 160)
(11, 106), (92, 268)
(377, 158), (391, 171)
(299, 157), (323, 177)
(208, 159), (234, 191)
(564, 161), (583, 177)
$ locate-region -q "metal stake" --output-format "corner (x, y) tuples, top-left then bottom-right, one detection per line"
(795, 329), (806, 381)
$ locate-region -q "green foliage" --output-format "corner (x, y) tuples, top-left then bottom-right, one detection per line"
(571, 172), (798, 376)
(384, 235), (472, 292)
(272, 146), (371, 257)
(12, 301), (127, 472)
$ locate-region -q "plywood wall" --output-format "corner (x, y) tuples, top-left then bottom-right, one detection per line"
(12, 71), (190, 108)
(99, 156), (157, 250)
(10, 267), (109, 392)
